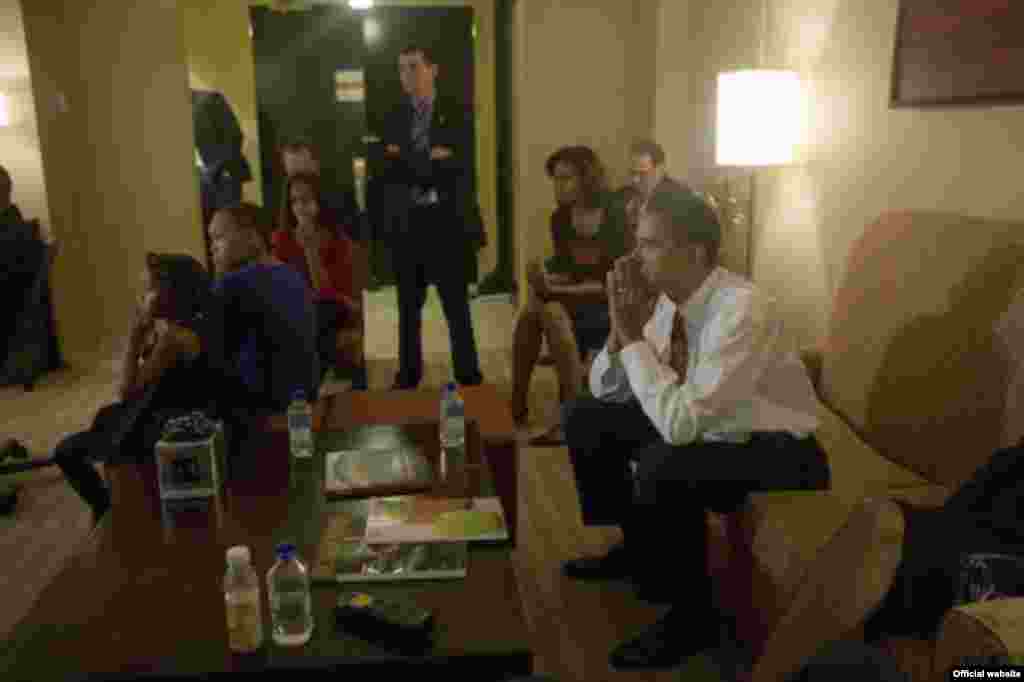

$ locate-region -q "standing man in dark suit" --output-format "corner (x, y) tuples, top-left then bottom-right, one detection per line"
(380, 45), (485, 389)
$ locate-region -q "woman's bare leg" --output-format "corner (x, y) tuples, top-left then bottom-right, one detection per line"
(541, 301), (583, 415)
(510, 286), (546, 423)
(748, 498), (907, 682)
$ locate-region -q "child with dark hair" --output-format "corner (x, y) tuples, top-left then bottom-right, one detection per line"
(52, 253), (220, 525)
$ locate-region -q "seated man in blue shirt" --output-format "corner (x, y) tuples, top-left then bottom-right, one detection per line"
(208, 202), (319, 418)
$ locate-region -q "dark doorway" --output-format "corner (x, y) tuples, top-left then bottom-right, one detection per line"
(479, 0), (516, 296)
(250, 5), (365, 233)
(248, 4), (478, 288)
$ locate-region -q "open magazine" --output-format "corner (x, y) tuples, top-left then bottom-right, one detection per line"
(324, 448), (435, 498)
(318, 541), (468, 583)
(364, 495), (509, 545)
(312, 511), (467, 583)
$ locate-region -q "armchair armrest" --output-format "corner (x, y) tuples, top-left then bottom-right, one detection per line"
(933, 598), (1024, 674)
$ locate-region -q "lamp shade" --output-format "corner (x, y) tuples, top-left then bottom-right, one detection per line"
(0, 93), (9, 127)
(716, 70), (800, 167)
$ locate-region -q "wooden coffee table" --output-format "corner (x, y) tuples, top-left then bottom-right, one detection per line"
(0, 387), (531, 679)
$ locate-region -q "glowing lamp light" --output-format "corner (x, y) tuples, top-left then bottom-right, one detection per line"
(716, 70), (801, 167)
(0, 93), (10, 127)
(350, 0), (374, 10)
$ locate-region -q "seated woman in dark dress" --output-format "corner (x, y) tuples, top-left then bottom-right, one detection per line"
(510, 146), (630, 445)
(271, 171), (357, 382)
(54, 253), (217, 525)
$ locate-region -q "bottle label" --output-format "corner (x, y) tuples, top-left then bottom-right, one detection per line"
(226, 594), (263, 651)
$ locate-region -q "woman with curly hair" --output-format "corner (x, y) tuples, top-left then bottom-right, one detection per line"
(51, 253), (220, 525)
(510, 146), (631, 445)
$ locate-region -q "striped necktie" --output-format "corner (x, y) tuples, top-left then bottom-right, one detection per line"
(412, 99), (430, 153)
(658, 310), (689, 381)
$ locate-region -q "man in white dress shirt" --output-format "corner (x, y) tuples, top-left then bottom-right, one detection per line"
(560, 185), (830, 670)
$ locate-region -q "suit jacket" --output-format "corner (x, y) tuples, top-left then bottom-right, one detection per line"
(192, 89), (252, 185)
(376, 94), (486, 254)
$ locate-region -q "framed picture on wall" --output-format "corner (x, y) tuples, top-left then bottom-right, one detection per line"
(891, 0), (1024, 107)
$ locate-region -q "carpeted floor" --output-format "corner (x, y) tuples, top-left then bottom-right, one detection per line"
(1, 287), (729, 680)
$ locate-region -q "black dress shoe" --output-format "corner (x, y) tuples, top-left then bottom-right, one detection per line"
(563, 543), (633, 580)
(609, 606), (720, 670)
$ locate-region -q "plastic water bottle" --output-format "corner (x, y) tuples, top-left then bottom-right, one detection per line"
(224, 545), (264, 653)
(440, 382), (466, 450)
(287, 390), (313, 459)
(266, 542), (313, 646)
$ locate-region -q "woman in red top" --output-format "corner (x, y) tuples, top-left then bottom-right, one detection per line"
(272, 171), (357, 379)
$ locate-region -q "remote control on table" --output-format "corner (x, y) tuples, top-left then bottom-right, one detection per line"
(335, 591), (435, 645)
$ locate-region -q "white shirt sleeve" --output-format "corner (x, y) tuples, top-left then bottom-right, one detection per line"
(618, 292), (776, 445)
(588, 345), (632, 402)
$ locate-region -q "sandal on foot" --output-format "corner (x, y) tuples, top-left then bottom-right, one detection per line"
(510, 403), (529, 427)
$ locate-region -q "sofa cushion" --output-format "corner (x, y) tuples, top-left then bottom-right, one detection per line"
(821, 211), (1024, 490)
(744, 488), (950, 603)
(813, 396), (937, 501)
(733, 494), (907, 658)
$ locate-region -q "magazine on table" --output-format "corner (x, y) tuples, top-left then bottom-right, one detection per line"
(312, 511), (468, 583)
(364, 495), (509, 545)
(320, 541), (468, 583)
(324, 447), (435, 498)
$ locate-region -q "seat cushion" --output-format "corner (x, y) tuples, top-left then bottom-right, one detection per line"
(813, 399), (936, 502)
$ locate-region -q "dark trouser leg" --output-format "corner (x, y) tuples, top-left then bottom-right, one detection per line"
(561, 396), (662, 527)
(607, 432), (830, 670)
(314, 301), (343, 381)
(433, 263), (483, 386)
(54, 431), (111, 520)
(628, 432), (830, 607)
(393, 244), (428, 388)
(866, 444), (1024, 641)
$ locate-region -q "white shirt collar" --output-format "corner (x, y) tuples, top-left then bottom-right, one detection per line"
(676, 266), (723, 326)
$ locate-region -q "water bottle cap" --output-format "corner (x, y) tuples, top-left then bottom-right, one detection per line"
(226, 545), (251, 566)
(444, 382), (456, 391)
(275, 542), (297, 560)
(291, 389), (306, 401)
